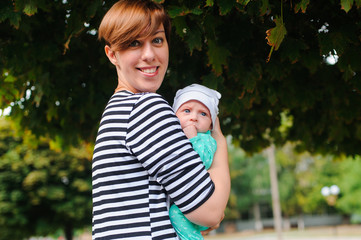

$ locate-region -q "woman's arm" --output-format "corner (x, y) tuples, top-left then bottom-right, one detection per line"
(126, 94), (227, 227)
(185, 118), (230, 227)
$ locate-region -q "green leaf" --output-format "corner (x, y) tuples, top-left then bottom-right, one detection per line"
(0, 5), (13, 23)
(341, 0), (354, 12)
(167, 5), (203, 18)
(294, 0), (310, 13)
(236, 0), (251, 6)
(186, 25), (203, 53)
(49, 135), (64, 151)
(23, 170), (47, 189)
(207, 40), (230, 75)
(217, 0), (236, 15)
(205, 0), (214, 7)
(341, 65), (355, 81)
(301, 50), (321, 74)
(230, 98), (241, 115)
(318, 33), (333, 56)
(8, 12), (22, 29)
(319, 31), (349, 58)
(280, 37), (308, 63)
(260, 0), (270, 15)
(266, 16), (287, 51)
(172, 16), (188, 38)
(245, 64), (262, 92)
(47, 186), (65, 200)
(266, 16), (287, 62)
(202, 72), (224, 90)
(167, 5), (186, 18)
(190, 6), (203, 15)
(4, 74), (16, 83)
(46, 106), (58, 122)
(23, 2), (38, 16)
(72, 179), (90, 192)
(86, 0), (102, 18)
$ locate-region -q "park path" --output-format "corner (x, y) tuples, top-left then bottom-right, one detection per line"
(205, 225), (361, 240)
(75, 224), (361, 240)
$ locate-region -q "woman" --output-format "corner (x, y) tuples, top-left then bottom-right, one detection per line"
(92, 1), (230, 239)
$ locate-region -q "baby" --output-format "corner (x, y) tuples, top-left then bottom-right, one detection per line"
(170, 84), (222, 240)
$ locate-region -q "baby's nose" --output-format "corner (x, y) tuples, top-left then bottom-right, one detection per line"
(190, 113), (197, 121)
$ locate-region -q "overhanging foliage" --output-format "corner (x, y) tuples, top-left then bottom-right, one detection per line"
(1, 0), (361, 155)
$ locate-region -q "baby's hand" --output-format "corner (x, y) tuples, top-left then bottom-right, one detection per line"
(183, 125), (197, 139)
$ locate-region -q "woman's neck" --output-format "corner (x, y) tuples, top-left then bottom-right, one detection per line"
(114, 85), (135, 94)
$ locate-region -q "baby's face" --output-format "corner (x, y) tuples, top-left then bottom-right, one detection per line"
(176, 100), (212, 133)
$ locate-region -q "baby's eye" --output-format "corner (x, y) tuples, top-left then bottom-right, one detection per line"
(201, 112), (207, 116)
(184, 109), (190, 113)
(129, 40), (140, 47)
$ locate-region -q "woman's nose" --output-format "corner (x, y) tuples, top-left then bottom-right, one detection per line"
(141, 42), (155, 62)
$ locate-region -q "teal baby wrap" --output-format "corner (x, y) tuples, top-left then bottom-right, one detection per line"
(169, 131), (217, 239)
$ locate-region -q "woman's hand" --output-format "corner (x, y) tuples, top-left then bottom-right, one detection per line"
(200, 213), (225, 236)
(211, 117), (225, 142)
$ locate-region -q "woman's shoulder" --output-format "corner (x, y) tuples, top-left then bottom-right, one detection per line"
(134, 92), (171, 108)
(138, 92), (166, 100)
(109, 91), (173, 114)
(110, 91), (166, 103)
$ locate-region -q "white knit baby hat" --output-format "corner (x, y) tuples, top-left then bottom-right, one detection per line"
(172, 84), (221, 130)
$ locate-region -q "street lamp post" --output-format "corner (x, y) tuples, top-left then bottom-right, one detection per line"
(321, 185), (340, 236)
(321, 185), (340, 206)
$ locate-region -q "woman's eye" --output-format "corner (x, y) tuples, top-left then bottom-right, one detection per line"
(153, 37), (163, 44)
(129, 40), (140, 47)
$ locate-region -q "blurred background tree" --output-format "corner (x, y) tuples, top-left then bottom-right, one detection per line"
(336, 156), (361, 218)
(226, 140), (271, 221)
(225, 141), (361, 224)
(0, 119), (92, 240)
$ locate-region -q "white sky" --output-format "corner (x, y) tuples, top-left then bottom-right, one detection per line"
(0, 107), (11, 116)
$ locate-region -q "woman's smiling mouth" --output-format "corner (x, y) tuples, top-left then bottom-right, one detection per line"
(138, 67), (159, 74)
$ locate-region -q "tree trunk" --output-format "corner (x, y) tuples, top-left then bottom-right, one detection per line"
(266, 144), (283, 240)
(253, 203), (263, 232)
(283, 217), (290, 231)
(298, 215), (305, 231)
(64, 223), (73, 240)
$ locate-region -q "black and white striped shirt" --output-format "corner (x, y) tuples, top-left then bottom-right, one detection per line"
(92, 91), (215, 240)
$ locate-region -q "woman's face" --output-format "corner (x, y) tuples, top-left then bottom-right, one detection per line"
(106, 24), (169, 93)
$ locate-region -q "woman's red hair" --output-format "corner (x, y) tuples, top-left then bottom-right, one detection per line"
(98, 0), (171, 51)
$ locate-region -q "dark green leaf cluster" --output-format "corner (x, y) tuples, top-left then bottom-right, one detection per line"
(163, 0), (361, 155)
(1, 0), (361, 156)
(0, 0), (115, 147)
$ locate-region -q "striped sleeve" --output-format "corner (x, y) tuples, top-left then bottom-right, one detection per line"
(125, 93), (215, 214)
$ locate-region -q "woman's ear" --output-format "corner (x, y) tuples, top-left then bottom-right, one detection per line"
(104, 45), (118, 66)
